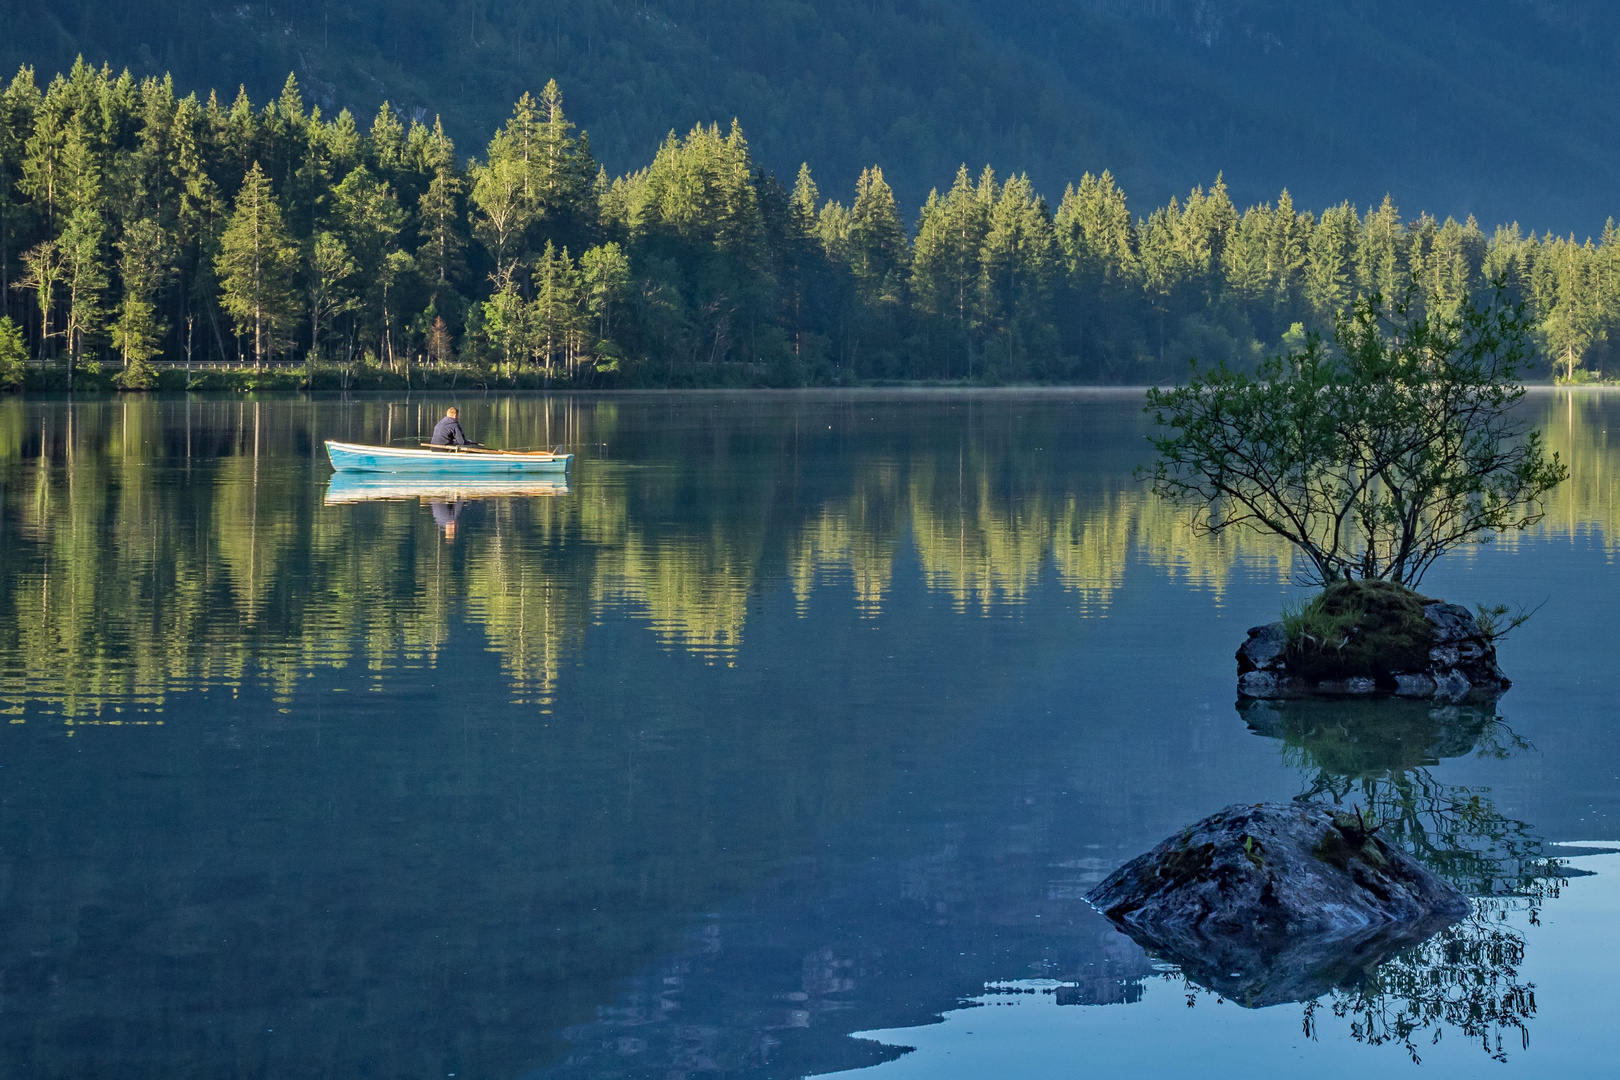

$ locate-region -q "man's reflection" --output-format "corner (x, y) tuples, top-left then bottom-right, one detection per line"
(430, 498), (466, 540)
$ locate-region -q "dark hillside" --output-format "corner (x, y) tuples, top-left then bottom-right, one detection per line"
(977, 0), (1620, 230)
(4, 0), (1619, 229)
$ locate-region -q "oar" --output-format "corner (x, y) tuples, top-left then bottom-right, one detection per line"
(418, 442), (496, 453)
(416, 443), (565, 456)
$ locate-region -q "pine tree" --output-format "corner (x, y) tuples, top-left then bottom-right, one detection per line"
(216, 162), (298, 370)
(333, 165), (408, 363)
(415, 119), (466, 307)
(57, 122), (108, 377)
(307, 230), (357, 362)
(111, 217), (171, 385)
(0, 68), (42, 321)
(978, 173), (1056, 375)
(912, 165), (990, 377)
(1357, 195), (1406, 301)
(1305, 202), (1358, 324)
(1266, 190), (1311, 314)
(0, 314), (25, 388)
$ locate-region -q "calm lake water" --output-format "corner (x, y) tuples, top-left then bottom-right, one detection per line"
(2, 389), (1618, 1078)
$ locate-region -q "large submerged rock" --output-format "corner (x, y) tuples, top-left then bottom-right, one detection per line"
(1237, 591), (1510, 702)
(1085, 802), (1470, 1006)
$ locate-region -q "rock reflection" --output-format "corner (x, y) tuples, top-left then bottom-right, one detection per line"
(1207, 696), (1563, 1062)
(1242, 697), (1561, 902)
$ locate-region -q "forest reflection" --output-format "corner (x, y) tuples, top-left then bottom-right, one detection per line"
(3, 390), (1617, 723)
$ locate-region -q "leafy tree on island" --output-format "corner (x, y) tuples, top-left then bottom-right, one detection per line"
(1145, 285), (1568, 589)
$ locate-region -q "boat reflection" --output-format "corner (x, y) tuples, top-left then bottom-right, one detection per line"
(325, 473), (571, 540)
(323, 473), (571, 505)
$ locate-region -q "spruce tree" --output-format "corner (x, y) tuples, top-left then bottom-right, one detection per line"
(1266, 190), (1311, 314)
(333, 165), (407, 362)
(581, 241), (630, 342)
(848, 166), (906, 311)
(1221, 205), (1272, 304)
(1305, 202), (1358, 324)
(57, 123), (108, 376)
(307, 230), (357, 362)
(0, 314), (25, 388)
(216, 162), (297, 370)
(912, 165), (990, 377)
(111, 217), (171, 385)
(415, 120), (466, 308)
(978, 173), (1056, 375)
(0, 68), (41, 320)
(1357, 195), (1406, 301)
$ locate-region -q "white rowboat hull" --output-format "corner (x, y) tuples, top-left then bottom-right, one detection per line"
(325, 439), (572, 474)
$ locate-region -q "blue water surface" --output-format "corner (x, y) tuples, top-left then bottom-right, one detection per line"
(0, 389), (1615, 1078)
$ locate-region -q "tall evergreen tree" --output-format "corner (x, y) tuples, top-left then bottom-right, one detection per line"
(110, 217), (170, 382)
(913, 165), (991, 377)
(978, 172), (1057, 375)
(415, 119), (466, 309)
(216, 161), (297, 369)
(1357, 195), (1406, 301)
(0, 68), (41, 320)
(1305, 201), (1358, 324)
(57, 122), (108, 376)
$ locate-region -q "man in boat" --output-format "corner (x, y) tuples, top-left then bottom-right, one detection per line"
(430, 406), (469, 447)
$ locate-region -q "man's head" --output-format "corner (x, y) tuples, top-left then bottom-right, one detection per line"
(446, 406), (458, 419)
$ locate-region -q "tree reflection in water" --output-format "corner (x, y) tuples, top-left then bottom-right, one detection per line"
(1165, 697), (1566, 1063)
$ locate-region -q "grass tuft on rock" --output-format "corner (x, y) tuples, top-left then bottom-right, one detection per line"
(1282, 579), (1434, 681)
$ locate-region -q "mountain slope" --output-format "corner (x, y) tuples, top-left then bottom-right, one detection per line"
(3, 0), (1617, 228)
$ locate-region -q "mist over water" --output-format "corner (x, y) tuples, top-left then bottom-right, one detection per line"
(1, 389), (1618, 1077)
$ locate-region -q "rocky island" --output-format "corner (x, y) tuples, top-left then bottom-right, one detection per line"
(1236, 579), (1510, 702)
(1085, 801), (1472, 1005)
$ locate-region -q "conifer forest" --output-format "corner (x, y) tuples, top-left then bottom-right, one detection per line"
(3, 61), (1619, 389)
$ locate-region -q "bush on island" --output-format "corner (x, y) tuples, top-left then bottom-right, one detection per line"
(1145, 280), (1566, 691)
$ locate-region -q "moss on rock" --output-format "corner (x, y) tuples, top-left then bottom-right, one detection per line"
(1286, 579), (1435, 682)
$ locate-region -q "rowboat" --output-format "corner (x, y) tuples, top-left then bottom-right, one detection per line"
(325, 439), (572, 474)
(325, 473), (570, 505)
